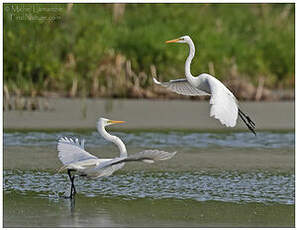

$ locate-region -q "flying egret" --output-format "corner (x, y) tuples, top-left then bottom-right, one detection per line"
(153, 35), (256, 135)
(57, 117), (176, 199)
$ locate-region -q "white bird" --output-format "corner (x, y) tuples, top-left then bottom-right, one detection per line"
(153, 35), (256, 135)
(57, 117), (176, 199)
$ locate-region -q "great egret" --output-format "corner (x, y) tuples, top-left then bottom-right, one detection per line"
(57, 117), (176, 199)
(153, 35), (256, 135)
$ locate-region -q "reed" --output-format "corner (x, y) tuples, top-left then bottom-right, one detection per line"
(3, 3), (294, 103)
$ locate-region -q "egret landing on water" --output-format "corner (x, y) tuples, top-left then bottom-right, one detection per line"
(57, 118), (176, 199)
(153, 35), (256, 135)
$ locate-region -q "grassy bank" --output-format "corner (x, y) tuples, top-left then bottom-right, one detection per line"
(4, 3), (294, 100)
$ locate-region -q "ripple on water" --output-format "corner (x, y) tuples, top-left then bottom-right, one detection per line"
(3, 131), (295, 149)
(3, 170), (294, 205)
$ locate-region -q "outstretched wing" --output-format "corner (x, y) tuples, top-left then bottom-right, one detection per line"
(153, 77), (209, 96)
(57, 137), (98, 166)
(94, 150), (177, 170)
(200, 73), (238, 127)
(154, 74), (238, 127)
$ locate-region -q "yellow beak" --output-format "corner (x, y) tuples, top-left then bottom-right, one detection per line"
(109, 120), (126, 124)
(165, 38), (180, 44)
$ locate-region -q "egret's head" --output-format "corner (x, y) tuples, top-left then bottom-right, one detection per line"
(166, 35), (191, 44)
(98, 117), (126, 127)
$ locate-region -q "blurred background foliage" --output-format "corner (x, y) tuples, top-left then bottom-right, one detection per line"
(3, 3), (295, 100)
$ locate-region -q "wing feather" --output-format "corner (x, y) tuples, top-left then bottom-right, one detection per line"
(94, 150), (176, 170)
(57, 137), (98, 166)
(202, 74), (238, 127)
(153, 77), (209, 96)
(154, 74), (239, 127)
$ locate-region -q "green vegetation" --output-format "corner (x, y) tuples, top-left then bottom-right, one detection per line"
(4, 3), (294, 99)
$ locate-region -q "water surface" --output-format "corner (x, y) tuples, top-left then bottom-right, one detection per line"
(3, 130), (295, 227)
(4, 130), (294, 149)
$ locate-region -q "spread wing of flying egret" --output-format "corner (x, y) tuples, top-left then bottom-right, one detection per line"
(57, 117), (176, 199)
(153, 35), (256, 135)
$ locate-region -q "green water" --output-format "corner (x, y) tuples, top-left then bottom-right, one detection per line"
(3, 131), (295, 227)
(4, 192), (294, 227)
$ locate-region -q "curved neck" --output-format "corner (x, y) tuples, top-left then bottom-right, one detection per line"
(185, 39), (196, 84)
(99, 126), (127, 157)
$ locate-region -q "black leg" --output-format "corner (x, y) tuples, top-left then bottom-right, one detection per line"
(72, 175), (76, 196)
(67, 169), (76, 199)
(71, 175), (76, 197)
(238, 108), (256, 136)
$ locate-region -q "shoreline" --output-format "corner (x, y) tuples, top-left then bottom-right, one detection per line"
(4, 98), (294, 131)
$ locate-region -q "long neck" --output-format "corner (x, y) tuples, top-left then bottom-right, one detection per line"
(185, 39), (196, 84)
(99, 126), (127, 158)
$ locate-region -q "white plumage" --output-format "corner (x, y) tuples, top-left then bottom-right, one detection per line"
(206, 74), (238, 127)
(58, 137), (97, 166)
(57, 117), (176, 198)
(154, 35), (255, 134)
